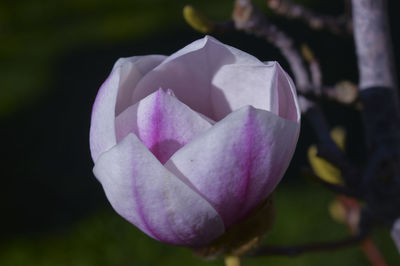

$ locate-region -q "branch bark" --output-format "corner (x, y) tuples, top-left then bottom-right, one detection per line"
(233, 0), (310, 91)
(352, 0), (397, 90)
(352, 0), (400, 228)
(267, 0), (353, 34)
(232, 0), (355, 178)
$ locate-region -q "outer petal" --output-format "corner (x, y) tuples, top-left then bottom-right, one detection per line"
(115, 89), (213, 163)
(165, 106), (300, 228)
(90, 55), (166, 162)
(131, 36), (263, 119)
(93, 133), (225, 246)
(211, 61), (300, 122)
(274, 63), (300, 122)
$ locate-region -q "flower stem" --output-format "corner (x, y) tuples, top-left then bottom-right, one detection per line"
(224, 256), (240, 266)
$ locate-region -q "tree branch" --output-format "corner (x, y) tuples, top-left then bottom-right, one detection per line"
(231, 0), (356, 180)
(352, 0), (397, 90)
(301, 44), (322, 89)
(267, 0), (353, 34)
(233, 0), (310, 91)
(250, 231), (367, 256)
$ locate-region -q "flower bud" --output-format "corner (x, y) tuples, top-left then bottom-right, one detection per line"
(90, 36), (300, 248)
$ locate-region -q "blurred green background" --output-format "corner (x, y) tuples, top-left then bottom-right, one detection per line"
(1, 0), (400, 265)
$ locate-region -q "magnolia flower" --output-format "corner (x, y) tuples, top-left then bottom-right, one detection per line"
(90, 36), (300, 247)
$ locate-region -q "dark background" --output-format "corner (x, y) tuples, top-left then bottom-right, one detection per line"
(1, 0), (399, 265)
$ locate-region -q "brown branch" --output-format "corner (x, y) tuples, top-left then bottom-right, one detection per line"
(250, 231), (367, 256)
(360, 238), (388, 266)
(300, 45), (359, 105)
(334, 196), (388, 266)
(267, 0), (353, 34)
(301, 44), (322, 89)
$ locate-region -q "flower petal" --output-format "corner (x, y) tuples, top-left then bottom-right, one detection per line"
(211, 61), (300, 122)
(112, 55), (167, 115)
(392, 218), (400, 254)
(90, 55), (166, 162)
(131, 36), (262, 119)
(93, 133), (225, 246)
(165, 106), (300, 228)
(274, 62), (300, 122)
(115, 89), (213, 163)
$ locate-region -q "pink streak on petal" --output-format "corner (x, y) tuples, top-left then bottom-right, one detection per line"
(148, 88), (162, 160)
(165, 106), (300, 228)
(115, 89), (213, 163)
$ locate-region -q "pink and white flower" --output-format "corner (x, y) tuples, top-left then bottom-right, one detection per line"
(90, 36), (300, 246)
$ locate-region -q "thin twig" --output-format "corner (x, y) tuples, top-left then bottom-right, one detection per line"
(335, 196), (388, 266)
(360, 238), (388, 266)
(297, 82), (359, 105)
(299, 82), (359, 105)
(232, 0), (318, 115)
(322, 82), (358, 104)
(233, 0), (310, 91)
(267, 0), (353, 34)
(250, 231), (367, 256)
(301, 44), (322, 89)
